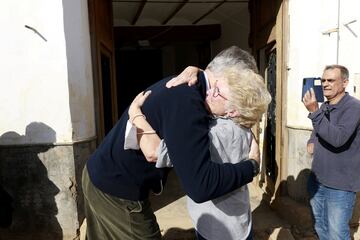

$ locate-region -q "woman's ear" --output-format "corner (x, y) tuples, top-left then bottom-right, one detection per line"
(225, 109), (240, 118)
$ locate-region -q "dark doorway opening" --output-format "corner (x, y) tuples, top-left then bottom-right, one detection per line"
(100, 52), (114, 135)
(116, 48), (163, 114)
(265, 51), (277, 182)
(115, 42), (211, 115)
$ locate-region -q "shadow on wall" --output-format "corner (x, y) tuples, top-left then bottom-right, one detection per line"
(275, 169), (316, 238)
(0, 122), (62, 240)
(251, 169), (317, 239)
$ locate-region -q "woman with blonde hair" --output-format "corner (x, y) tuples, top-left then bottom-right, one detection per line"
(125, 66), (271, 240)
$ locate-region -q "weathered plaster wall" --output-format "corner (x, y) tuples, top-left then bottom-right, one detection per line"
(0, 140), (95, 240)
(0, 0), (72, 143)
(287, 0), (360, 129)
(287, 0), (338, 129)
(62, 0), (95, 141)
(283, 0), (360, 234)
(337, 0), (360, 90)
(285, 0), (360, 191)
(0, 0), (95, 239)
(286, 128), (312, 203)
(0, 0), (95, 144)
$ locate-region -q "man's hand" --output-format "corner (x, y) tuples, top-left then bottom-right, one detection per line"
(307, 143), (314, 155)
(166, 66), (200, 88)
(249, 137), (260, 166)
(302, 88), (319, 113)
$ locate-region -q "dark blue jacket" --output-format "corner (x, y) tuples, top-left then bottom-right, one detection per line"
(87, 72), (254, 203)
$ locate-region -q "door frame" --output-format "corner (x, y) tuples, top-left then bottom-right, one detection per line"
(249, 0), (289, 197)
(87, 0), (118, 142)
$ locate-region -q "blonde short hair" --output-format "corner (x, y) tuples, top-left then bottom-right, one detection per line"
(224, 67), (271, 128)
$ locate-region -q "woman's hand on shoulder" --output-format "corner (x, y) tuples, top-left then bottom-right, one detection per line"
(166, 66), (201, 88)
(128, 90), (151, 122)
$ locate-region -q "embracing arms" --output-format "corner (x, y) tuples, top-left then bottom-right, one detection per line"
(128, 91), (161, 162)
(128, 67), (260, 165)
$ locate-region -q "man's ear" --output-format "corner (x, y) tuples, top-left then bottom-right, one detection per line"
(225, 109), (240, 118)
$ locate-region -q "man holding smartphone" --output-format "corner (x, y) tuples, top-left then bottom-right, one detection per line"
(303, 65), (360, 240)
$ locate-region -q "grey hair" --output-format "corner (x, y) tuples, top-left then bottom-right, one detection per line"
(206, 46), (259, 77)
(324, 64), (349, 80)
(206, 46), (270, 127)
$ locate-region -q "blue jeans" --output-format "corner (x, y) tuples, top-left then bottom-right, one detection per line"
(308, 175), (356, 240)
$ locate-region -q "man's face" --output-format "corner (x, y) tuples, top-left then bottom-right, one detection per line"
(321, 68), (348, 101)
(205, 78), (230, 116)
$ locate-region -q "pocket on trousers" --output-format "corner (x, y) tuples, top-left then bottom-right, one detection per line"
(125, 200), (143, 213)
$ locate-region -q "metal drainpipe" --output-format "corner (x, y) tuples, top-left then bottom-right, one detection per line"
(336, 0), (340, 64)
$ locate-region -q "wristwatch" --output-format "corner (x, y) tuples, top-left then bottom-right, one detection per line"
(248, 159), (260, 177)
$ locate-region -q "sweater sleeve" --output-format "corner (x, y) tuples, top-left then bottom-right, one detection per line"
(307, 130), (316, 144)
(161, 86), (254, 203)
(309, 99), (360, 148)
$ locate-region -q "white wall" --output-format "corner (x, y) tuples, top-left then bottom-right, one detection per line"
(286, 0), (360, 129)
(285, 0), (360, 201)
(338, 0), (360, 94)
(0, 0), (95, 144)
(62, 0), (95, 142)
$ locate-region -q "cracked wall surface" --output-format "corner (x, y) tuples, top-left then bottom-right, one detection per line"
(0, 140), (95, 240)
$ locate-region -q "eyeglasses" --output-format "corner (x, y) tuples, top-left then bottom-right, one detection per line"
(212, 80), (228, 100)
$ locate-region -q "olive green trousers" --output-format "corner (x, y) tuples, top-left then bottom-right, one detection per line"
(82, 166), (161, 240)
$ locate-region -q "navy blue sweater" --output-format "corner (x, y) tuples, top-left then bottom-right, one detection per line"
(87, 73), (254, 202)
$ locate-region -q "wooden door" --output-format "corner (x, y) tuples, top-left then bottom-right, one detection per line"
(88, 0), (118, 141)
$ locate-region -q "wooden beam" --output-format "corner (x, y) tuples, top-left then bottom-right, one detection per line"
(192, 0), (226, 24)
(162, 0), (188, 25)
(132, 0), (147, 25)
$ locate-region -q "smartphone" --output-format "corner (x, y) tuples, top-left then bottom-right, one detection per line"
(302, 77), (324, 102)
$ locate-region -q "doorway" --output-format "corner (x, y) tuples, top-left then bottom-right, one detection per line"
(115, 42), (211, 115)
(257, 42), (279, 194)
(100, 48), (115, 135)
(265, 51), (277, 182)
(116, 48), (163, 114)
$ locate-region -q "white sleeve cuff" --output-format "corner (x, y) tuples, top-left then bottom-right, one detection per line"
(124, 120), (140, 150)
(155, 140), (173, 168)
